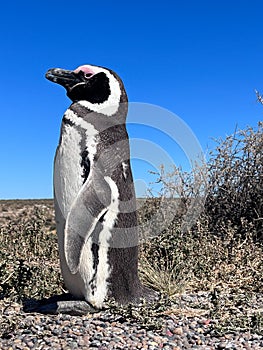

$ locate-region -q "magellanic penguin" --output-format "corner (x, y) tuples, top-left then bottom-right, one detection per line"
(45, 64), (155, 311)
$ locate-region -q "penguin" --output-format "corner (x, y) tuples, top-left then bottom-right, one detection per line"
(43, 64), (156, 313)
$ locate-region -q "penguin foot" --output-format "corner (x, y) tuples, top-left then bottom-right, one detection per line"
(23, 294), (99, 316)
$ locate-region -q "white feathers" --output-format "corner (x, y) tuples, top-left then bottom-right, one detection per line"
(78, 238), (95, 302)
(65, 108), (98, 134)
(54, 124), (83, 219)
(64, 109), (98, 162)
(104, 176), (120, 224)
(88, 176), (119, 308)
(54, 109), (99, 220)
(77, 65), (122, 116)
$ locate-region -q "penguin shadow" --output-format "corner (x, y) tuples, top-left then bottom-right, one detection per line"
(22, 293), (99, 316)
(22, 288), (160, 316)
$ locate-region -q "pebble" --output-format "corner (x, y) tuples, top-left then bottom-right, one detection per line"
(173, 327), (183, 335)
(0, 296), (263, 350)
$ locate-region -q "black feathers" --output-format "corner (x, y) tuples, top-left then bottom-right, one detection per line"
(81, 150), (90, 183)
(67, 72), (111, 104)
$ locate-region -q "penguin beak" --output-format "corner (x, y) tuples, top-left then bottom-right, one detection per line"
(45, 68), (82, 89)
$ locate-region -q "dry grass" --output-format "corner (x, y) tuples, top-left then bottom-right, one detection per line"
(0, 200), (63, 301)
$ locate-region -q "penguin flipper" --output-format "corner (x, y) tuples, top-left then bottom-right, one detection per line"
(64, 178), (111, 274)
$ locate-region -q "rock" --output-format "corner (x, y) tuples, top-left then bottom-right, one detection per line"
(173, 327), (183, 335)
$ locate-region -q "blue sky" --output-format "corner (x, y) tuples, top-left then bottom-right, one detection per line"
(0, 0), (262, 199)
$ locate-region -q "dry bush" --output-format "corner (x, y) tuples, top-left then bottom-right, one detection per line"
(205, 122), (263, 242)
(0, 203), (63, 301)
(138, 123), (263, 333)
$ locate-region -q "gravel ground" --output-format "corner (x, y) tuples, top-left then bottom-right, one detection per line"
(1, 294), (262, 350)
(0, 201), (262, 349)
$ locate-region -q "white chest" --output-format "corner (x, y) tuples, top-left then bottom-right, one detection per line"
(54, 124), (84, 220)
(54, 109), (99, 220)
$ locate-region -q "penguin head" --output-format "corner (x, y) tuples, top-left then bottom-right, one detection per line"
(46, 64), (127, 116)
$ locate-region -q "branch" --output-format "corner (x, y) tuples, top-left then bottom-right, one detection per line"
(255, 89), (263, 105)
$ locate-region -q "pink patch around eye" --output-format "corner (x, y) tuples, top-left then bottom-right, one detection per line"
(74, 65), (94, 75)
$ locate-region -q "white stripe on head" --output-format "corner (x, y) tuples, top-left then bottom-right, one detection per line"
(75, 65), (122, 116)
